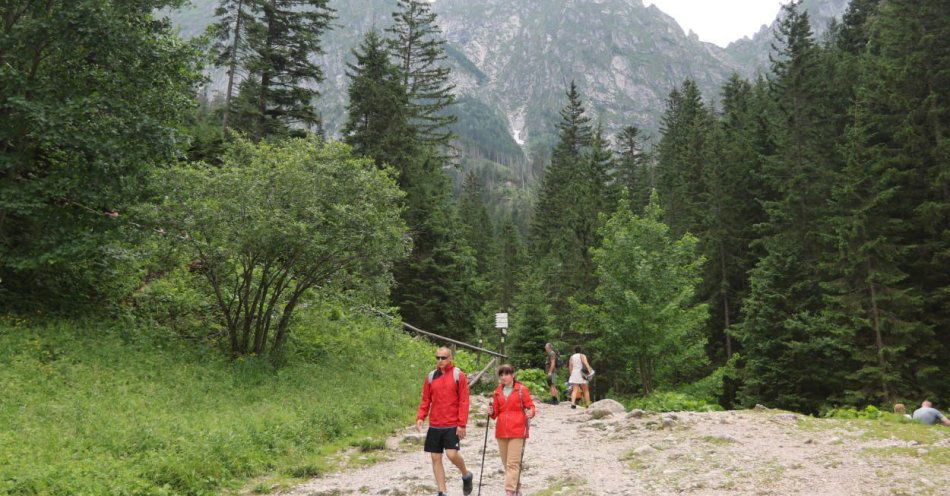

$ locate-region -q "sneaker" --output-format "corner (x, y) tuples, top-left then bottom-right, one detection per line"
(462, 471), (474, 495)
(438, 493), (447, 496)
(571, 403), (577, 409)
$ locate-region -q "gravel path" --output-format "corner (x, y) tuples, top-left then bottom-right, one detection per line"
(284, 397), (949, 496)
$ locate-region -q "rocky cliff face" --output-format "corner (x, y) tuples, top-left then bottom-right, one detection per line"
(166, 0), (851, 151)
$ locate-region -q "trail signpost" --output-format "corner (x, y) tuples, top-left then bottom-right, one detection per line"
(495, 312), (508, 355)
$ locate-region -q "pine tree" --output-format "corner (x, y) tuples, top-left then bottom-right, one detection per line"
(386, 0), (457, 155)
(391, 151), (481, 341)
(851, 0), (950, 399)
(531, 81), (592, 257)
(529, 82), (606, 338)
(697, 74), (762, 362)
(655, 79), (714, 238)
(614, 125), (650, 211)
(238, 0), (335, 139)
(210, 0), (256, 132)
(493, 216), (526, 312)
(509, 269), (557, 370)
(458, 171), (497, 276)
(735, 1), (850, 412)
(342, 30), (415, 176)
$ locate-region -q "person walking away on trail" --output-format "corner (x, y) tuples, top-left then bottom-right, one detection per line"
(567, 345), (594, 409)
(488, 364), (536, 496)
(544, 343), (560, 405)
(417, 347), (476, 496)
(912, 400), (950, 426)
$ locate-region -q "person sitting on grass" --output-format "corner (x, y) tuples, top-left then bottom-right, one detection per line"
(912, 400), (950, 426)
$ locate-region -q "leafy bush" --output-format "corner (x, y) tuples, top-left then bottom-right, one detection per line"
(621, 391), (723, 412)
(151, 139), (408, 361)
(821, 405), (906, 421)
(515, 368), (550, 397)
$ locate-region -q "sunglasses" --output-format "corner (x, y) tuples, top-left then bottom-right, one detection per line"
(436, 356), (450, 360)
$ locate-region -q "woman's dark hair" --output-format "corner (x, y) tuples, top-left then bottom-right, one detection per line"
(574, 345), (582, 353)
(497, 364), (515, 376)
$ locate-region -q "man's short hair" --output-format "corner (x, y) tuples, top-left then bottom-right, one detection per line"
(437, 346), (453, 358)
(923, 400), (933, 408)
(545, 343), (552, 350)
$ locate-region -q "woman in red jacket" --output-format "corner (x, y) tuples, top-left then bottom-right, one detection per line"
(489, 364), (537, 496)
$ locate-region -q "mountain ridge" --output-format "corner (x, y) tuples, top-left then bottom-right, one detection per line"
(165, 0), (851, 152)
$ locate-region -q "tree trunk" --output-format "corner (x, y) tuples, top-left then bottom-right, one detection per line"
(257, 1), (277, 140)
(866, 257), (890, 402)
(222, 0), (244, 132)
(720, 250), (733, 358)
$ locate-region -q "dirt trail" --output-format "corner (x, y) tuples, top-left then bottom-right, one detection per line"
(285, 396), (949, 496)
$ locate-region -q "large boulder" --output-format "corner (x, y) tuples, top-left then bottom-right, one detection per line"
(588, 399), (626, 414)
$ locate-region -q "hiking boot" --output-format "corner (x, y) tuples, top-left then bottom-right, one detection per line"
(571, 403), (577, 409)
(437, 493), (447, 496)
(462, 471), (473, 495)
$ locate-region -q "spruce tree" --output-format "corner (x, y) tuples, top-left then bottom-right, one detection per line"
(226, 0), (334, 139)
(342, 30), (415, 176)
(509, 269), (557, 370)
(614, 125), (650, 211)
(458, 171), (497, 276)
(529, 82), (605, 338)
(852, 0), (950, 399)
(735, 1), (850, 412)
(493, 216), (526, 312)
(386, 0), (457, 156)
(210, 0), (256, 132)
(655, 79), (714, 238)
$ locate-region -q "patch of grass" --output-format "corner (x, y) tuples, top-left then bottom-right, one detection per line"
(861, 447), (950, 466)
(530, 477), (592, 496)
(0, 310), (433, 495)
(619, 450), (650, 470)
(617, 391), (723, 412)
(351, 438), (386, 452)
(589, 409), (612, 420)
(855, 420), (946, 444)
(701, 435), (737, 445)
(797, 416), (946, 445)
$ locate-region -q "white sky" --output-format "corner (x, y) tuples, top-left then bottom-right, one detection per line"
(645, 0), (786, 47)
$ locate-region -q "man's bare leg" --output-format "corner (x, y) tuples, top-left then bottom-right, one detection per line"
(444, 449), (468, 474)
(430, 453), (447, 492)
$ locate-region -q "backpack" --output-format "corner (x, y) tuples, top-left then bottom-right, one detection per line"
(428, 367), (461, 389)
(553, 351), (565, 369)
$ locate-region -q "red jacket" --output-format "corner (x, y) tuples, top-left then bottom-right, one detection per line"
(490, 382), (536, 439)
(416, 364), (470, 428)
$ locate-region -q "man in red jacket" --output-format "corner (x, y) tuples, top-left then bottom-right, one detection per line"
(416, 347), (474, 496)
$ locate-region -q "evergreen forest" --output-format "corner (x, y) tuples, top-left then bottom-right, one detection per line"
(0, 0), (948, 492)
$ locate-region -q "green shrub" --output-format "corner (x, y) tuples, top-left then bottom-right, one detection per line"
(822, 405), (890, 420)
(620, 391), (723, 412)
(515, 368), (550, 397)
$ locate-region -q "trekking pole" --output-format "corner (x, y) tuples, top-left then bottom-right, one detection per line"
(476, 410), (491, 496)
(515, 416), (530, 496)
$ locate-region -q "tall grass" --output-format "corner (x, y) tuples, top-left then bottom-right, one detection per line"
(0, 308), (432, 495)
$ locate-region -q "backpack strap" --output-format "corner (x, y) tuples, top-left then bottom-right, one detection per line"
(428, 368), (461, 394)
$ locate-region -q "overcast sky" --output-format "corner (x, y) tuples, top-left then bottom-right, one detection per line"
(645, 0), (786, 47)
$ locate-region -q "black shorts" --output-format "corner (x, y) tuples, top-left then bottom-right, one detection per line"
(424, 427), (461, 453)
(546, 373), (555, 386)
